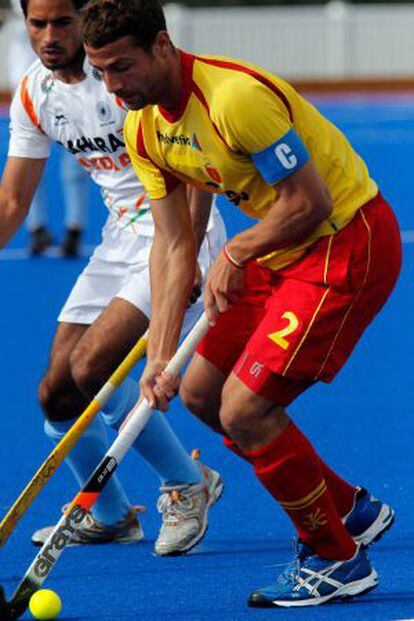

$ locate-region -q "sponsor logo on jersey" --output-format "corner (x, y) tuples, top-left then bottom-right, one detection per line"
(191, 133), (202, 152)
(223, 189), (249, 207)
(209, 185), (250, 207)
(54, 110), (69, 126)
(249, 361), (264, 378)
(204, 164), (222, 184)
(189, 134), (222, 183)
(41, 73), (55, 93)
(91, 67), (103, 81)
(79, 152), (131, 173)
(96, 100), (114, 126)
(62, 132), (125, 155)
(206, 181), (220, 190)
(156, 130), (191, 146)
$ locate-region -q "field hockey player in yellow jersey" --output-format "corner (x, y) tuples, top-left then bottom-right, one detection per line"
(83, 0), (401, 608)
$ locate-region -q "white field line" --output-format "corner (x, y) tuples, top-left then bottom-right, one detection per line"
(0, 245), (95, 260)
(0, 232), (413, 262)
(401, 230), (414, 243)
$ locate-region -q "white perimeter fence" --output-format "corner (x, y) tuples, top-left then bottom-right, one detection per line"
(165, 2), (414, 80)
(1, 2), (414, 88)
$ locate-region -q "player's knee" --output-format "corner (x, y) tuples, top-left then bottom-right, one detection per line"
(69, 342), (103, 396)
(220, 380), (289, 448)
(219, 398), (255, 440)
(179, 381), (210, 417)
(38, 374), (71, 423)
(38, 375), (53, 418)
(219, 381), (262, 439)
(179, 382), (222, 432)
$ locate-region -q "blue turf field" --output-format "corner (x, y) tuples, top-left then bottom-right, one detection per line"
(0, 95), (413, 621)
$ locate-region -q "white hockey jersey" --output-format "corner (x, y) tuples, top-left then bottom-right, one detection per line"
(9, 59), (155, 236)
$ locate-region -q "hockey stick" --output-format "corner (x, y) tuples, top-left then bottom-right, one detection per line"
(0, 313), (209, 620)
(0, 330), (149, 549)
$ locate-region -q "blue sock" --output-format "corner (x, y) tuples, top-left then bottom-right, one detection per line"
(102, 377), (201, 486)
(44, 415), (131, 525)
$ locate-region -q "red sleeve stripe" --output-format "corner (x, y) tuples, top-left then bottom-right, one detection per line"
(136, 121), (148, 158)
(161, 170), (181, 195)
(20, 75), (43, 131)
(136, 121), (181, 196)
(191, 81), (233, 152)
(194, 56), (293, 123)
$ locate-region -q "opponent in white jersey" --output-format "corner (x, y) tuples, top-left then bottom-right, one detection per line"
(7, 0), (90, 256)
(1, 0), (226, 555)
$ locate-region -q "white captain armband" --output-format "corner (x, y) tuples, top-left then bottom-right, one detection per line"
(251, 128), (310, 185)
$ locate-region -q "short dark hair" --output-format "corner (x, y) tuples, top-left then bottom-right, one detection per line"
(20, 0), (89, 18)
(81, 0), (166, 51)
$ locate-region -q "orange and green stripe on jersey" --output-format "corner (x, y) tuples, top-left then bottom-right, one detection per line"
(20, 75), (43, 132)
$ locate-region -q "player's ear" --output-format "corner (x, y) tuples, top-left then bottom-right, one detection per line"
(153, 31), (172, 58)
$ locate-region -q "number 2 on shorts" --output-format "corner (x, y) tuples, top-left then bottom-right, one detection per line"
(268, 311), (299, 350)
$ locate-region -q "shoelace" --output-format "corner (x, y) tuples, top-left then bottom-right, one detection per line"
(61, 503), (146, 530)
(265, 539), (312, 587)
(157, 487), (200, 523)
(272, 560), (300, 587)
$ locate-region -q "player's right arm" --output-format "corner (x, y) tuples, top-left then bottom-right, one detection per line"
(125, 116), (196, 410)
(1, 73), (51, 247)
(0, 156), (46, 247)
(141, 183), (196, 410)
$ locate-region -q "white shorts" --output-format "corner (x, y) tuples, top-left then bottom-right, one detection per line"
(58, 208), (227, 333)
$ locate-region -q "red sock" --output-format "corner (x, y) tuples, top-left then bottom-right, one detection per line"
(223, 435), (248, 461)
(244, 422), (356, 560)
(320, 461), (356, 518)
(224, 431), (357, 518)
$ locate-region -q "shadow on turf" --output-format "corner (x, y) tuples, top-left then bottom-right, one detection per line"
(182, 540), (289, 557)
(357, 591), (414, 604)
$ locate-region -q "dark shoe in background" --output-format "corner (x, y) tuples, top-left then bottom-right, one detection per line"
(29, 226), (53, 256)
(61, 227), (82, 258)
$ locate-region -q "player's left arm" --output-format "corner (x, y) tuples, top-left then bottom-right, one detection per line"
(217, 80), (332, 260)
(226, 160), (332, 264)
(204, 83), (332, 322)
(204, 161), (332, 322)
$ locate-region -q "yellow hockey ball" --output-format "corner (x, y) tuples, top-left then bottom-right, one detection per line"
(29, 589), (62, 620)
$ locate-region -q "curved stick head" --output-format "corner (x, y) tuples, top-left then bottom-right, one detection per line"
(0, 586), (13, 620)
(0, 585), (31, 620)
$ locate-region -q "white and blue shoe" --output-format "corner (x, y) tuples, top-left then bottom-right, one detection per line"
(344, 487), (395, 545)
(248, 542), (378, 608)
